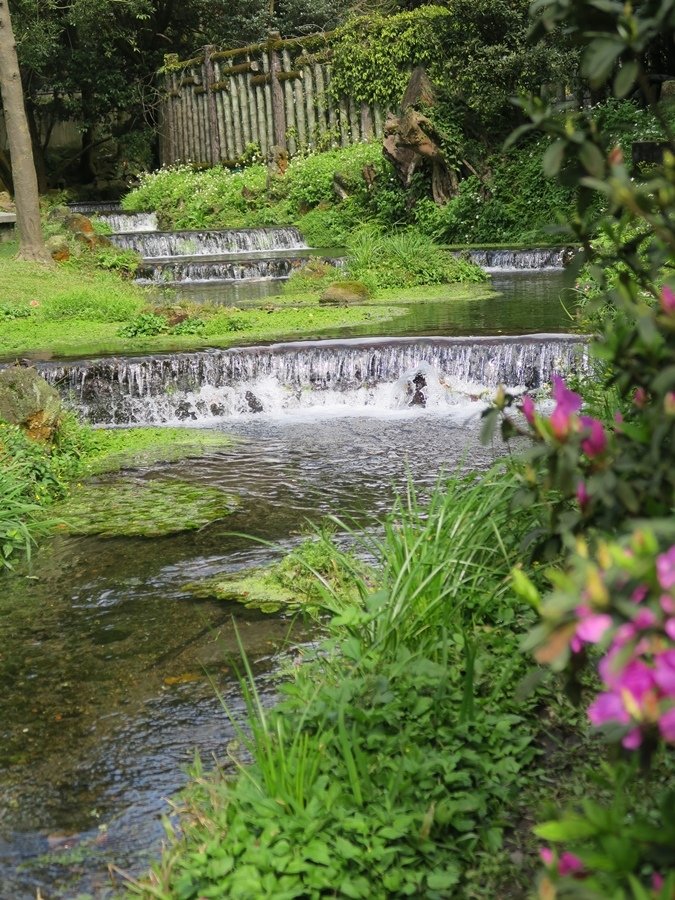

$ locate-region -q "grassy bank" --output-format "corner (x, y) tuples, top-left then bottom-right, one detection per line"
(123, 473), (581, 899)
(0, 245), (415, 359)
(0, 417), (234, 570)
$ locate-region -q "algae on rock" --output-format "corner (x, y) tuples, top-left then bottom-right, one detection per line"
(56, 477), (238, 538)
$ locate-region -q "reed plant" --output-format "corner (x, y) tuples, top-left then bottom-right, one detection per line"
(314, 466), (541, 662)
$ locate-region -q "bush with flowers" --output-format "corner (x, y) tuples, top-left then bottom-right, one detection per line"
(480, 1), (675, 896)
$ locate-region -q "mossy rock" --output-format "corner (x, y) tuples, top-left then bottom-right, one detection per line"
(185, 569), (299, 613)
(46, 235), (70, 262)
(319, 281), (371, 304)
(56, 478), (238, 538)
(0, 366), (62, 443)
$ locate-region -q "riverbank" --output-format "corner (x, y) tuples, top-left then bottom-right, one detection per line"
(0, 417), (235, 571)
(0, 241), (504, 360)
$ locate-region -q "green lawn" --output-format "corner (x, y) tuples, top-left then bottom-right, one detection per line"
(0, 243), (493, 360)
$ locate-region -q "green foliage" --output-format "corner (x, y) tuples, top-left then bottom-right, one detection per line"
(533, 759), (675, 900)
(117, 312), (169, 337)
(346, 226), (487, 290)
(130, 471), (553, 898)
(40, 288), (142, 323)
(0, 419), (81, 570)
(329, 7), (451, 110)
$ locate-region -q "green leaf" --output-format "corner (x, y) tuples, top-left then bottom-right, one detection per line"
(427, 867), (460, 890)
(583, 38), (624, 85)
(614, 60), (639, 98)
(542, 140), (566, 177)
(535, 815), (599, 842)
(579, 142), (606, 178)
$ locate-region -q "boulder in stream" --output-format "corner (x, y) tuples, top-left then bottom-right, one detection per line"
(0, 366), (62, 442)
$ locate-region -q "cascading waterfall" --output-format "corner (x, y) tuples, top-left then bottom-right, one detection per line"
(95, 212), (158, 233)
(41, 334), (587, 425)
(67, 201), (124, 215)
(110, 226), (307, 258)
(461, 248), (569, 271)
(136, 254), (343, 284)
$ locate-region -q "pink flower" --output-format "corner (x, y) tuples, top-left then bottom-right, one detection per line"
(633, 387), (648, 408)
(658, 707), (675, 742)
(622, 728), (644, 749)
(654, 651), (675, 696)
(661, 595), (675, 615)
(558, 852), (584, 877)
(550, 375), (582, 439)
(588, 690), (629, 727)
(521, 393), (535, 425)
(666, 619), (675, 640)
(539, 848), (585, 877)
(575, 610), (612, 645)
(661, 284), (675, 314)
(631, 584), (648, 604)
(580, 416), (607, 457)
(576, 481), (589, 511)
(652, 872), (664, 891)
(656, 546), (675, 590)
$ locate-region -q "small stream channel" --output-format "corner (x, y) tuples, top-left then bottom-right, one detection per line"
(0, 210), (583, 898)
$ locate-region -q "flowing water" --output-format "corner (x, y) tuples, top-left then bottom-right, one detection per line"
(1, 213), (584, 897)
(1, 408), (508, 899)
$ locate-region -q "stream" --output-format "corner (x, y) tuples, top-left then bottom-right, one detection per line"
(0, 210), (583, 899)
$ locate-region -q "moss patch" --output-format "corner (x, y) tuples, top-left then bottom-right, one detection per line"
(185, 534), (368, 612)
(56, 478), (238, 538)
(186, 569), (299, 613)
(79, 426), (235, 475)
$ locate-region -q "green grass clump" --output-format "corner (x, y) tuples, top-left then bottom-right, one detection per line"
(55, 478), (237, 538)
(129, 470), (556, 899)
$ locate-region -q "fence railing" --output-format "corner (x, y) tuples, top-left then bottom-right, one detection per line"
(159, 31), (385, 167)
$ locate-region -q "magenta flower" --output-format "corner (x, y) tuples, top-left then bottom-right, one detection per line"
(580, 416), (607, 457)
(656, 546), (675, 590)
(588, 691), (629, 727)
(521, 393), (536, 425)
(652, 873), (665, 892)
(658, 708), (675, 742)
(654, 651), (675, 696)
(539, 848), (585, 877)
(550, 375), (582, 439)
(633, 386), (648, 408)
(622, 728), (643, 750)
(575, 608), (612, 645)
(576, 481), (589, 511)
(661, 595), (675, 615)
(631, 584), (648, 604)
(661, 284), (675, 315)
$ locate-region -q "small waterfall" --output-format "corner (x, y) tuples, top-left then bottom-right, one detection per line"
(67, 201), (123, 215)
(459, 248), (569, 272)
(110, 227), (307, 258)
(41, 335), (587, 425)
(136, 254), (342, 285)
(95, 212), (158, 233)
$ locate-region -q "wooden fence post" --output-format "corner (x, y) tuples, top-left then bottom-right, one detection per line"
(203, 45), (221, 163)
(267, 30), (287, 150)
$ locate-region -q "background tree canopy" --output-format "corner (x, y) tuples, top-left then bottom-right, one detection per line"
(3, 0), (576, 189)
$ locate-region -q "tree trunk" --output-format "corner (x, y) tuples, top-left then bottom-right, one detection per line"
(25, 96), (48, 193)
(0, 0), (51, 263)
